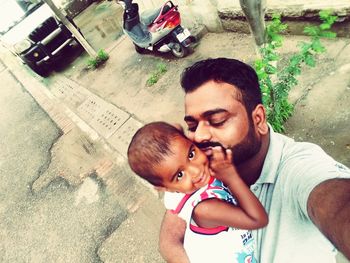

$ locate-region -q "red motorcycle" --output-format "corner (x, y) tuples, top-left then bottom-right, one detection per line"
(118, 0), (195, 58)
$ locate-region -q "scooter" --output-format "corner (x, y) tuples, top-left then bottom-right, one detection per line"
(118, 0), (195, 58)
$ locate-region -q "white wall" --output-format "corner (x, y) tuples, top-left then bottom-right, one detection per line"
(126, 0), (349, 33)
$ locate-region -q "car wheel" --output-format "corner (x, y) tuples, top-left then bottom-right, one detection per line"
(26, 62), (51, 77)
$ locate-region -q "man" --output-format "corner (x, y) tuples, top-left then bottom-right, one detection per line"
(159, 58), (350, 263)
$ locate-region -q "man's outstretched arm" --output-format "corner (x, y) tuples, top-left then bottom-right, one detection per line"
(307, 178), (350, 260)
(159, 210), (190, 263)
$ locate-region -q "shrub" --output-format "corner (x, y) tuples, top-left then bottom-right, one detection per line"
(254, 10), (338, 132)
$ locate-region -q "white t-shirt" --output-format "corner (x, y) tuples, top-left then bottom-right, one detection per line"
(251, 128), (350, 263)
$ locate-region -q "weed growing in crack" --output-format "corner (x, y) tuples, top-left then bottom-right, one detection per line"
(87, 49), (109, 69)
(146, 62), (168, 86)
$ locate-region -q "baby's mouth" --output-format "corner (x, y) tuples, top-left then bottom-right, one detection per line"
(194, 171), (208, 185)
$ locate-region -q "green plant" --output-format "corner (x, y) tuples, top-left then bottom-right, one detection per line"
(254, 10), (337, 132)
(146, 62), (168, 86)
(87, 49), (109, 69)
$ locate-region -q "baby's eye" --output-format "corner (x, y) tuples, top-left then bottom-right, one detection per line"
(188, 149), (196, 160)
(177, 171), (185, 181)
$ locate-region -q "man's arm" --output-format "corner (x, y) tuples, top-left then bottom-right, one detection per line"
(307, 178), (350, 260)
(159, 210), (190, 263)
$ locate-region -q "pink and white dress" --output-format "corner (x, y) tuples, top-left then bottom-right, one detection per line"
(164, 177), (257, 263)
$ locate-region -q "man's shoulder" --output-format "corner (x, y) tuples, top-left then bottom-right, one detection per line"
(269, 131), (339, 181)
(275, 134), (348, 183)
(273, 132), (330, 164)
(265, 131), (329, 172)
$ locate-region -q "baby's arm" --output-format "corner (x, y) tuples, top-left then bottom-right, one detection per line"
(193, 147), (268, 230)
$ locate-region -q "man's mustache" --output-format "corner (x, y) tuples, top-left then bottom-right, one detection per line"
(195, 141), (226, 149)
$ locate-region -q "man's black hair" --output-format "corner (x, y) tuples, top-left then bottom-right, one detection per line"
(127, 121), (184, 187)
(181, 58), (262, 113)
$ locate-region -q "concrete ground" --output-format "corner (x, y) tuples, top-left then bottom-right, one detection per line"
(1, 0), (350, 262)
(0, 61), (125, 262)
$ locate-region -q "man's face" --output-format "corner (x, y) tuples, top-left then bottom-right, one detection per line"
(184, 80), (262, 165)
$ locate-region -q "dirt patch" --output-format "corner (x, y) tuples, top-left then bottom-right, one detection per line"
(32, 127), (113, 192)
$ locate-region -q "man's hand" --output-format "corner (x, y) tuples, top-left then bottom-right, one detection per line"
(159, 211), (190, 263)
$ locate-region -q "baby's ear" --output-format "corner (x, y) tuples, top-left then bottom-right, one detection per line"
(172, 123), (184, 134)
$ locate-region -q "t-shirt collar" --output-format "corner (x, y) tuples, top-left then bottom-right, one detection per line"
(255, 124), (285, 185)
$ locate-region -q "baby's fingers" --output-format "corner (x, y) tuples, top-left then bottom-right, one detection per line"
(211, 146), (227, 161)
(226, 149), (233, 162)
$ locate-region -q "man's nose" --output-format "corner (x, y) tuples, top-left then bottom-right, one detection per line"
(194, 122), (211, 143)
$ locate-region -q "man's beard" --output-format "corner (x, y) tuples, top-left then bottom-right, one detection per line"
(195, 119), (262, 166)
(230, 120), (262, 166)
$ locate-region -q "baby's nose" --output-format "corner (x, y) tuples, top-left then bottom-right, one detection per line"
(187, 164), (201, 181)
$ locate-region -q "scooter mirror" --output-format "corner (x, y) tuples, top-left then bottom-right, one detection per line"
(117, 0), (133, 10)
(117, 1), (126, 9)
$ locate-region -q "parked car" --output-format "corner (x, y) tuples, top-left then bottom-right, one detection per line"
(0, 0), (83, 77)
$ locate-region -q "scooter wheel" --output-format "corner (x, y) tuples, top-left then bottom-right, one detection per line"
(134, 44), (147, 54)
(171, 43), (188, 58)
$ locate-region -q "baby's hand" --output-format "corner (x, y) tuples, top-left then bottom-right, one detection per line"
(209, 147), (237, 184)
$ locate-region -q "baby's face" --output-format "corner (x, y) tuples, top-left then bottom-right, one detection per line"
(154, 135), (211, 194)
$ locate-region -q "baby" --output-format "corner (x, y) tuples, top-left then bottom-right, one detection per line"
(127, 121), (268, 263)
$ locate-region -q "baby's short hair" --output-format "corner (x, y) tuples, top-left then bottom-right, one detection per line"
(127, 121), (184, 186)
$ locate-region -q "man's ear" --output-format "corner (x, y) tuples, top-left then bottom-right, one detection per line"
(252, 104), (269, 135)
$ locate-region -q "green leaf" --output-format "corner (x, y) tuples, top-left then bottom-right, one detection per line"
(267, 53), (279, 61)
(320, 31), (337, 38)
(303, 26), (318, 36)
(304, 54), (316, 67)
(320, 23), (331, 30)
(254, 60), (263, 69)
(327, 15), (338, 25)
(289, 55), (302, 67)
(311, 40), (326, 53)
(319, 9), (332, 19)
(298, 42), (312, 53)
(266, 64), (277, 74)
(272, 13), (281, 20)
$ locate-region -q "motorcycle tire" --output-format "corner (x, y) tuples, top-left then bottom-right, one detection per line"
(134, 44), (147, 54)
(171, 42), (188, 58)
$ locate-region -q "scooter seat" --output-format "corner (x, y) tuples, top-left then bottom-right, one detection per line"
(141, 8), (161, 26)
